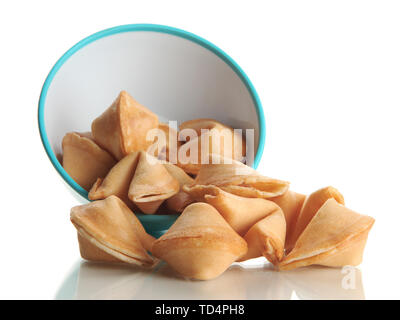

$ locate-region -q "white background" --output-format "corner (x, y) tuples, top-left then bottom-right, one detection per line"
(0, 0), (399, 299)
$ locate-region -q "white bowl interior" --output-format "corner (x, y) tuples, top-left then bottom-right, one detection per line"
(44, 30), (260, 167)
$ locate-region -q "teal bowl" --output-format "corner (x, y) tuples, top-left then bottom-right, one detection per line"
(38, 24), (265, 237)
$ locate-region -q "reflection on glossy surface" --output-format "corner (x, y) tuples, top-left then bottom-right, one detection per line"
(281, 266), (365, 300)
(56, 258), (365, 300)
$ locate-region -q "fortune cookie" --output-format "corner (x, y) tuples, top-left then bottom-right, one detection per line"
(279, 198), (375, 270)
(183, 154), (289, 199)
(70, 196), (156, 267)
(62, 132), (116, 191)
(152, 202), (248, 280)
(91, 91), (159, 160)
(163, 163), (195, 212)
(89, 152), (141, 207)
(128, 152), (180, 214)
(289, 186), (344, 250)
(177, 119), (246, 175)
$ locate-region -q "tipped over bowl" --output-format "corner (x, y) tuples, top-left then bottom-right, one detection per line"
(38, 24), (265, 237)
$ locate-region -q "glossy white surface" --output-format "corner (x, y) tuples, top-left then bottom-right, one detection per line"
(56, 259), (366, 300)
(1, 0), (400, 300)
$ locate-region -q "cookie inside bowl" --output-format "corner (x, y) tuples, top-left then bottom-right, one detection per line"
(38, 24), (265, 236)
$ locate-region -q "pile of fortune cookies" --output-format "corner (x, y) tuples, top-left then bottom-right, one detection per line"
(63, 90), (375, 280)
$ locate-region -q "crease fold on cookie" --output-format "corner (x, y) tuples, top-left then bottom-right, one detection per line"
(288, 186), (344, 251)
(88, 152), (141, 207)
(163, 163), (195, 212)
(128, 152), (180, 214)
(270, 190), (306, 250)
(183, 154), (289, 199)
(62, 132), (116, 191)
(239, 207), (286, 265)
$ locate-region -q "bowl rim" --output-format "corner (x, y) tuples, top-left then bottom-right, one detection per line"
(37, 23), (266, 201)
